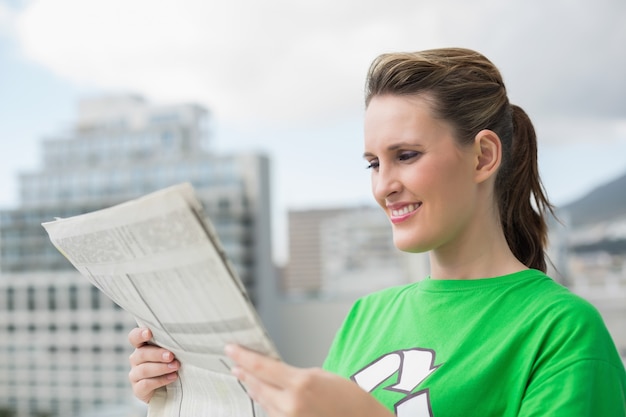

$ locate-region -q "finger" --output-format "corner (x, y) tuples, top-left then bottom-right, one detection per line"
(232, 366), (285, 416)
(129, 345), (176, 366)
(225, 344), (291, 388)
(128, 327), (152, 348)
(130, 371), (179, 403)
(129, 360), (180, 384)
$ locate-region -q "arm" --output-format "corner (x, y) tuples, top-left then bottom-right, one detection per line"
(127, 327), (180, 403)
(225, 344), (395, 417)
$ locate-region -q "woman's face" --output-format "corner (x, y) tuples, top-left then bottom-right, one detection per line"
(363, 94), (481, 254)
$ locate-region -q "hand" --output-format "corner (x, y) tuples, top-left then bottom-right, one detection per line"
(128, 327), (180, 403)
(225, 344), (393, 417)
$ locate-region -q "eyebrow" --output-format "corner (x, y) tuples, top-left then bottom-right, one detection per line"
(362, 141), (422, 158)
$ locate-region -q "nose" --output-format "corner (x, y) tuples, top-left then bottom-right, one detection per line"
(372, 164), (401, 201)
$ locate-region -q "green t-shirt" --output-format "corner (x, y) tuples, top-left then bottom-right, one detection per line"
(323, 269), (626, 416)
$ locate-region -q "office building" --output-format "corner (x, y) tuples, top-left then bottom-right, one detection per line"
(0, 95), (274, 417)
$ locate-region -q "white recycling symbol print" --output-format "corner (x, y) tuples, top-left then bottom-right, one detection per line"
(351, 348), (440, 417)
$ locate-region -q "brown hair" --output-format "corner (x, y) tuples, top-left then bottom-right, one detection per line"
(365, 47), (554, 272)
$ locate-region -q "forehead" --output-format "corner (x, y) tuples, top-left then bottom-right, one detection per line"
(364, 94), (451, 145)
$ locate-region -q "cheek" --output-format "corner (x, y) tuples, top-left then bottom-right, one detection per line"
(370, 176), (383, 205)
(431, 159), (471, 191)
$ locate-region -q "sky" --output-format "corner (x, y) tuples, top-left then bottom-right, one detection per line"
(1, 0), (625, 263)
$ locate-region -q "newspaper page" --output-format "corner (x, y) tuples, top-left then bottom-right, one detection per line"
(42, 182), (276, 417)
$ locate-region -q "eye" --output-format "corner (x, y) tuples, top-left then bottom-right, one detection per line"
(398, 151), (421, 162)
(365, 159), (379, 170)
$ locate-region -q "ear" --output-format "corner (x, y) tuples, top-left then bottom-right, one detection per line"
(473, 129), (502, 184)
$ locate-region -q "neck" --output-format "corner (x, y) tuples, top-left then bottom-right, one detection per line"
(428, 211), (527, 280)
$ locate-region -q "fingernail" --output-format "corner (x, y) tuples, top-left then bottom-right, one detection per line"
(162, 352), (172, 361)
(224, 344), (235, 356)
(167, 361), (178, 369)
(166, 372), (178, 380)
(141, 329), (150, 339)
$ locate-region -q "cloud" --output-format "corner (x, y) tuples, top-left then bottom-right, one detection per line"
(10, 0), (626, 131)
(9, 0), (450, 126)
(0, 2), (18, 37)
(538, 117), (626, 145)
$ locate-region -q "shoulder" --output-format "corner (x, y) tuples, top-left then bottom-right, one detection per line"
(522, 272), (606, 331)
(323, 283), (416, 369)
(347, 283), (416, 317)
(519, 272), (623, 372)
(518, 275), (626, 415)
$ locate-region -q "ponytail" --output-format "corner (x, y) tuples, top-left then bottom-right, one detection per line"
(497, 105), (555, 272)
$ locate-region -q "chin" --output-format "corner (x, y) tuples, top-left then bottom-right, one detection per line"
(392, 235), (431, 254)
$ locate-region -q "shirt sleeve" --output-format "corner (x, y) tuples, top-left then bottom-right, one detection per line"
(518, 358), (626, 416)
(517, 293), (626, 417)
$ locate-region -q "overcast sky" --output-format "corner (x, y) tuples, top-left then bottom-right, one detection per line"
(1, 0), (625, 262)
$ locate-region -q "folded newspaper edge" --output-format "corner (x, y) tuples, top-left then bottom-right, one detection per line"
(42, 182), (277, 416)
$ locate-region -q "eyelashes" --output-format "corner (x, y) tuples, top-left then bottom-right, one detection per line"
(365, 160), (379, 170)
(398, 151), (421, 161)
(365, 151), (421, 170)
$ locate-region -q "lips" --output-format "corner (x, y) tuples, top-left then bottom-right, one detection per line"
(389, 202), (421, 223)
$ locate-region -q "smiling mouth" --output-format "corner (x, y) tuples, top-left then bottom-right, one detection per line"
(391, 203), (421, 217)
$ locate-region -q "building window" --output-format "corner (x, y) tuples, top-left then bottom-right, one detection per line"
(48, 286), (57, 310)
(218, 199), (230, 212)
(28, 398), (38, 415)
(27, 286), (36, 310)
(69, 285), (78, 310)
(91, 286), (100, 309)
(72, 399), (81, 416)
(7, 287), (14, 311)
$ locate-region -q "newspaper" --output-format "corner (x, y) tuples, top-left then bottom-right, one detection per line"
(42, 182), (276, 417)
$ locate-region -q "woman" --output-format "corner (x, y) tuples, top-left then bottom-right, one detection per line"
(128, 48), (626, 416)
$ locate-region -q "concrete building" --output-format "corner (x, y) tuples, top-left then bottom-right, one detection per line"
(282, 208), (347, 295)
(282, 206), (429, 298)
(0, 95), (275, 417)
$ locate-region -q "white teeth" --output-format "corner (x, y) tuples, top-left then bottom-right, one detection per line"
(391, 203), (420, 217)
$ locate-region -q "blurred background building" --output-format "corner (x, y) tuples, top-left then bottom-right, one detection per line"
(0, 95), (274, 417)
